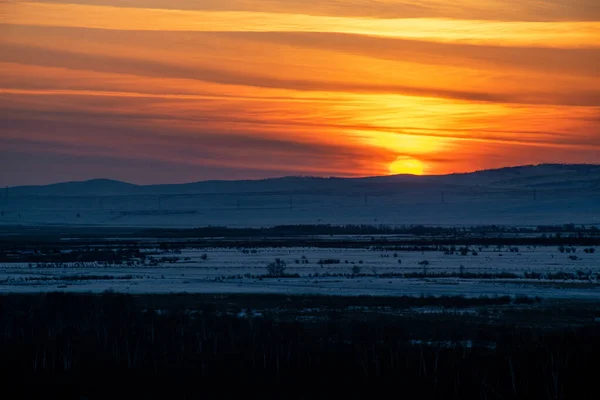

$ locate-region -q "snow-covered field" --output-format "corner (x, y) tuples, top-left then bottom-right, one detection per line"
(2, 246), (599, 299)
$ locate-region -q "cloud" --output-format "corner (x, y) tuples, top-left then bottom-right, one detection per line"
(2, 42), (599, 106)
(0, 112), (400, 177)
(231, 32), (600, 78)
(27, 0), (600, 21)
(3, 2), (599, 48)
(0, 147), (309, 186)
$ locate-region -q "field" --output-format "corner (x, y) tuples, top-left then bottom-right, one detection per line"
(2, 225), (600, 398)
(2, 226), (600, 299)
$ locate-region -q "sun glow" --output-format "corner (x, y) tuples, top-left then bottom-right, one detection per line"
(388, 157), (425, 175)
(1, 1), (598, 183)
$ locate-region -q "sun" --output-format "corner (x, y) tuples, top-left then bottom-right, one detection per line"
(388, 157), (425, 175)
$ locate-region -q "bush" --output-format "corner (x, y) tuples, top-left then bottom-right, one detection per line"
(318, 259), (341, 265)
(513, 295), (537, 304)
(548, 271), (576, 280)
(418, 260), (429, 275)
(267, 258), (286, 277)
(351, 266), (362, 275)
(524, 271), (542, 279)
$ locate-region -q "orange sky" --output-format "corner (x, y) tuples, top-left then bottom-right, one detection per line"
(0, 0), (599, 185)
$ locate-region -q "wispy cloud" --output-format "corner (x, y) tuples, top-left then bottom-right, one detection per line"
(3, 2), (599, 48)
(24, 0), (600, 21)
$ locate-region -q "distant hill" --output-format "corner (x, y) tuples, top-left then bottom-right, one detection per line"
(1, 164), (599, 227)
(432, 164), (600, 188)
(6, 164), (600, 197)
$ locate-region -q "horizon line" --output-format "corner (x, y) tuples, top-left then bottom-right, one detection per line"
(6, 162), (600, 189)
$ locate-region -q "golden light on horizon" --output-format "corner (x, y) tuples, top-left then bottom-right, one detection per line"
(0, 0), (598, 185)
(388, 157), (425, 175)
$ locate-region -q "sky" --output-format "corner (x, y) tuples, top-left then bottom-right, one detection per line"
(0, 0), (599, 186)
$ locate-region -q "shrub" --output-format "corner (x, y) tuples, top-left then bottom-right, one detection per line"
(548, 271), (576, 280)
(513, 295), (537, 304)
(576, 270), (591, 279)
(318, 259), (341, 265)
(524, 271), (542, 279)
(418, 260), (429, 275)
(266, 258), (286, 277)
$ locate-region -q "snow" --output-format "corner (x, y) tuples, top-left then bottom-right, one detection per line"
(2, 246), (599, 299)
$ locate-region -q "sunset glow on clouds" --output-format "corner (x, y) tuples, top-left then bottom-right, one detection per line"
(1, 0), (599, 185)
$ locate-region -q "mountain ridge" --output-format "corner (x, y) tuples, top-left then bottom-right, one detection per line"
(1, 163), (599, 228)
(8, 163), (600, 187)
(4, 163), (600, 197)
